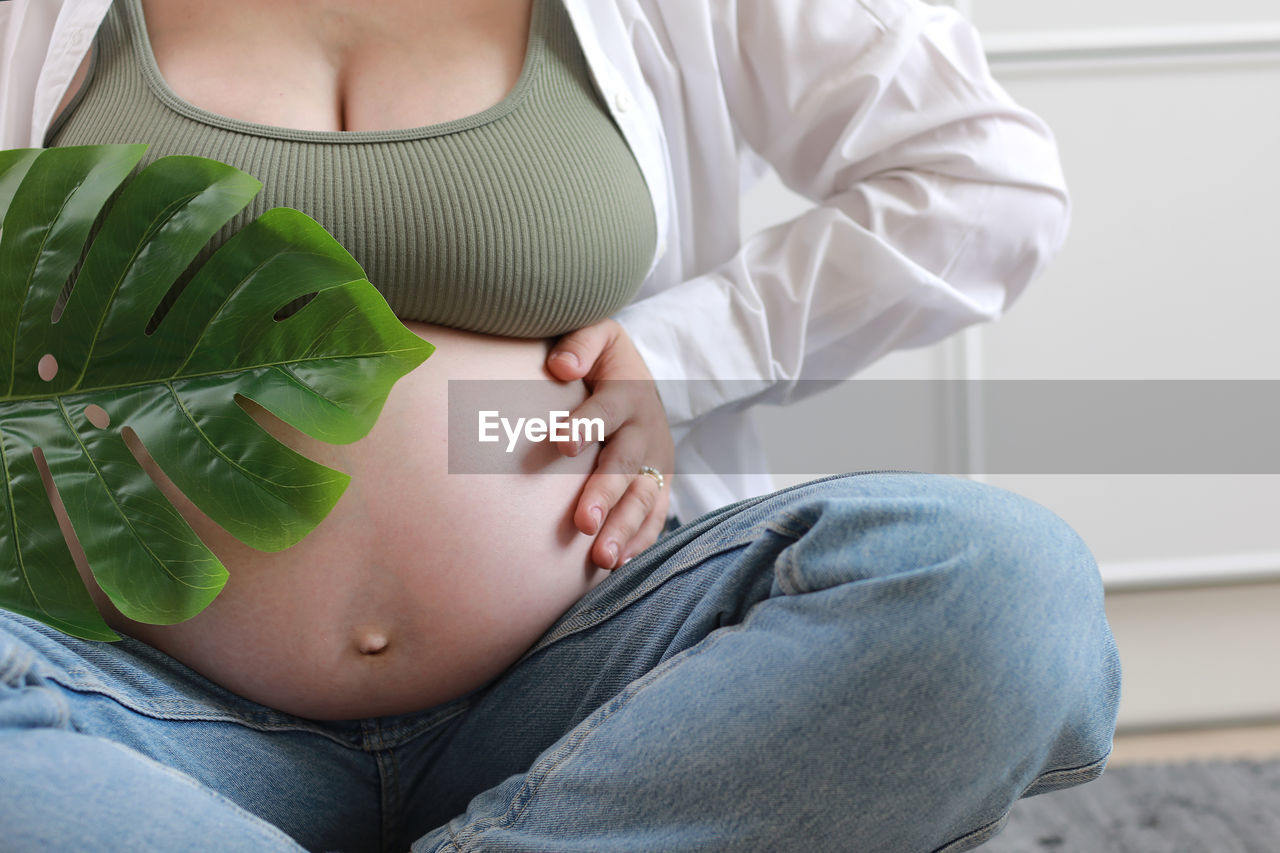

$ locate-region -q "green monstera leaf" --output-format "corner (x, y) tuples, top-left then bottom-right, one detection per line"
(0, 144), (434, 640)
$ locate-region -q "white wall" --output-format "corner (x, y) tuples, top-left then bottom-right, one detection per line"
(746, 0), (1280, 729)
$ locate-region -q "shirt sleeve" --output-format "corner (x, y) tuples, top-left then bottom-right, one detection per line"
(612, 0), (1069, 429)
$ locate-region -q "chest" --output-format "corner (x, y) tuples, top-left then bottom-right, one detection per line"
(138, 0), (535, 132)
(51, 0), (658, 337)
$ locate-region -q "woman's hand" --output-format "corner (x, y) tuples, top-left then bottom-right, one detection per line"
(547, 319), (673, 569)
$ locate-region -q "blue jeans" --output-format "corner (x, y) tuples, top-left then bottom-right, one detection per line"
(0, 472), (1119, 852)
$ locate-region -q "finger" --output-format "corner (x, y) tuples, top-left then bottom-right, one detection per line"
(593, 474), (663, 570)
(618, 491), (670, 564)
(572, 468), (631, 536)
(546, 320), (618, 382)
(572, 423), (648, 532)
(553, 384), (628, 457)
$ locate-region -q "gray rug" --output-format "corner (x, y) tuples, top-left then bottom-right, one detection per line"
(980, 759), (1280, 853)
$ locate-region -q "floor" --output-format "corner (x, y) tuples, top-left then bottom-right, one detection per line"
(1109, 721), (1280, 766)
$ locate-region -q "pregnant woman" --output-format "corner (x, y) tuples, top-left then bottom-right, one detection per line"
(0, 1), (1120, 851)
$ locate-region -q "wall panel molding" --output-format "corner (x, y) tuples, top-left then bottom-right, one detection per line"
(945, 32), (1280, 591)
(948, 23), (1280, 487)
(984, 21), (1280, 69)
(1102, 550), (1280, 592)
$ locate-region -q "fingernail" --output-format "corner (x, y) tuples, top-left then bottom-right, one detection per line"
(605, 542), (618, 567)
(621, 556), (633, 566)
(551, 351), (578, 369)
(589, 507), (603, 531)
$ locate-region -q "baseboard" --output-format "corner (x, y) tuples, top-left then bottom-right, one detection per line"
(1105, 581), (1280, 731)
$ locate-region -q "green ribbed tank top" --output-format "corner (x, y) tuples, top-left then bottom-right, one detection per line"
(48, 0), (657, 338)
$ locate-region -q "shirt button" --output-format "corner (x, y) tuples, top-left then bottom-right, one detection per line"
(614, 91), (634, 113)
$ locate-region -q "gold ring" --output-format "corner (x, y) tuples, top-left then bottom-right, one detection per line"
(638, 465), (665, 489)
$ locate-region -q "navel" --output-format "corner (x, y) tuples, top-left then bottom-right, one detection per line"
(355, 630), (390, 656)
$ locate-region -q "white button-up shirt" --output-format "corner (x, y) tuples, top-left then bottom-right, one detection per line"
(0, 0), (1069, 521)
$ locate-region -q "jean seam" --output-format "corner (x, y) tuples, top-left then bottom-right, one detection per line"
(442, 823), (464, 853)
(587, 521), (771, 608)
(933, 810), (1010, 853)
(449, 627), (737, 851)
(931, 750), (1113, 853)
(0, 614), (380, 743)
(381, 746), (401, 853)
(518, 472), (923, 662)
(40, 677), (369, 748)
(511, 527), (766, 664)
(375, 700), (476, 747)
(1020, 748), (1112, 795)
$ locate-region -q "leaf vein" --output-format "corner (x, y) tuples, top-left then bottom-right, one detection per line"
(165, 381), (340, 494)
(55, 397), (203, 591)
(173, 250), (286, 376)
(6, 176), (87, 398)
(0, 425), (49, 614)
(75, 189), (205, 391)
(2, 346), (420, 405)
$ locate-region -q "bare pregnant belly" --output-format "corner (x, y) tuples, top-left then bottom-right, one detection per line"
(88, 322), (610, 719)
